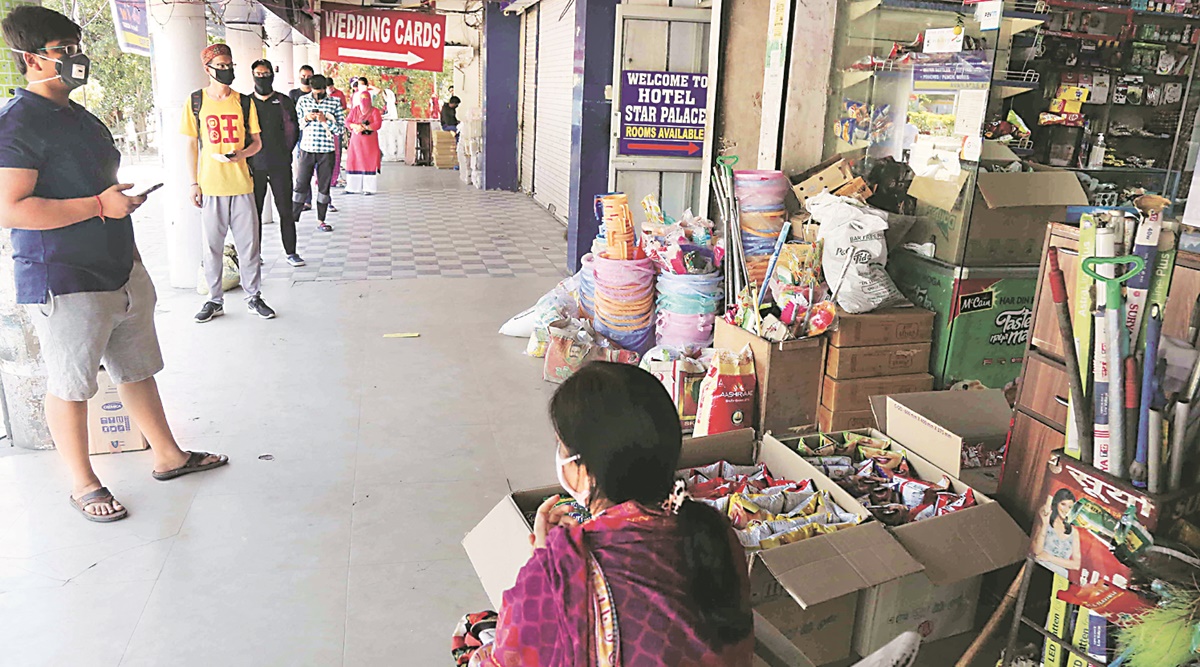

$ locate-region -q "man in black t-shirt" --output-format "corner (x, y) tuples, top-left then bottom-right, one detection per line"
(288, 64), (313, 104)
(249, 59), (304, 268)
(440, 95), (460, 133)
(0, 6), (228, 523)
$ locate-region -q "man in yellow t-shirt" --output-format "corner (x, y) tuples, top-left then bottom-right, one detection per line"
(180, 43), (274, 323)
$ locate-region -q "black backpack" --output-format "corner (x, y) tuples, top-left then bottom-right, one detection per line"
(189, 89), (252, 148)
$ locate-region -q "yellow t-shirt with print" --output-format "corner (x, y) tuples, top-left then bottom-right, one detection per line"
(179, 90), (261, 197)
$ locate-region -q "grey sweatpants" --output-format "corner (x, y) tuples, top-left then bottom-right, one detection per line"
(201, 193), (261, 303)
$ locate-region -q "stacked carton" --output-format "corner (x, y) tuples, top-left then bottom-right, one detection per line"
(432, 130), (457, 169)
(819, 307), (935, 431)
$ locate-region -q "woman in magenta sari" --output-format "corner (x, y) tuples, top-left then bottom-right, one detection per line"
(464, 362), (754, 667)
(345, 92), (382, 195)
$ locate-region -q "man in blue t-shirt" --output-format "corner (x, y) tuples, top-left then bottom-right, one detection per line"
(0, 7), (229, 522)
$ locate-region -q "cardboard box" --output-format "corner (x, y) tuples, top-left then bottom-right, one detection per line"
(904, 144), (1089, 266)
(87, 371), (147, 455)
(888, 248), (1037, 391)
(826, 307), (935, 348)
(715, 318), (826, 435)
(818, 405), (875, 432)
(879, 390), (1012, 473)
(771, 429), (1028, 653)
(853, 571), (983, 654)
(463, 430), (923, 666)
(792, 157), (854, 206)
(821, 373), (934, 413)
(825, 342), (932, 380)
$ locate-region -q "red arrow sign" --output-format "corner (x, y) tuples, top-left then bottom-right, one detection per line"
(320, 5), (445, 72)
(626, 142), (700, 155)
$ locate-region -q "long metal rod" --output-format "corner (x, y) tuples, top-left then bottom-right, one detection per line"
(1002, 557), (1035, 667)
(1001, 558), (1106, 667)
(1017, 618), (1104, 667)
(1166, 43), (1200, 202)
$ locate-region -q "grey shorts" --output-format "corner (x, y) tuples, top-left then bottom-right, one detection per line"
(26, 261), (165, 401)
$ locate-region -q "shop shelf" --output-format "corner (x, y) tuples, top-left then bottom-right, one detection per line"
(1064, 165), (1170, 172)
(1108, 132), (1174, 138)
(994, 69), (1042, 96)
(1043, 28), (1127, 41)
(1045, 0), (1200, 18)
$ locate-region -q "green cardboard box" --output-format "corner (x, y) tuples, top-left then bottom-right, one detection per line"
(887, 249), (1036, 394)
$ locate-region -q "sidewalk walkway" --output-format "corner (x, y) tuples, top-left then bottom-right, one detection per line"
(0, 164), (568, 666)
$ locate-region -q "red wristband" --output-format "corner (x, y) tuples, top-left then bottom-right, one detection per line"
(94, 195), (104, 220)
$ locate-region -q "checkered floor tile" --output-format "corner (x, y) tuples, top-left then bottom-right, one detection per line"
(261, 165), (568, 282)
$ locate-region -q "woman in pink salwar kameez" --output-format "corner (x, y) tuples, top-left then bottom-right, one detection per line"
(464, 363), (754, 667)
(345, 93), (382, 195)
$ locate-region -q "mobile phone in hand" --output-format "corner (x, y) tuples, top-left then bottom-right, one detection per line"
(134, 183), (164, 197)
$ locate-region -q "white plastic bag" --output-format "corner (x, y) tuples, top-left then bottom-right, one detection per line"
(499, 272), (582, 338)
(810, 192), (906, 314)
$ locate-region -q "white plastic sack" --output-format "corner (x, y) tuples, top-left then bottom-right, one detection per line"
(195, 243), (241, 296)
(810, 192), (906, 314)
(498, 271), (582, 338)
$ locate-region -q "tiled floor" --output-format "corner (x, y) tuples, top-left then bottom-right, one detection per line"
(0, 163), (1001, 666)
(263, 166), (565, 282)
(0, 164), (568, 667)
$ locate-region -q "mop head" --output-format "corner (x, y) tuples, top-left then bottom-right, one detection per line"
(1115, 585), (1200, 667)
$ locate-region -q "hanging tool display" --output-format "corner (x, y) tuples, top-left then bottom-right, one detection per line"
(1083, 254), (1145, 479)
(1041, 204), (1200, 667)
(1048, 247), (1093, 462)
(1134, 305), (1163, 489)
(1125, 196), (1169, 342)
(1091, 228), (1117, 473)
(712, 155), (749, 307)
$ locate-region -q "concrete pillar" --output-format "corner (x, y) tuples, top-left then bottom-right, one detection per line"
(292, 30), (312, 76)
(566, 0), (616, 273)
(309, 43), (322, 72)
(265, 12), (294, 92)
(481, 3), (519, 192)
(223, 0), (265, 96)
(149, 0), (208, 289)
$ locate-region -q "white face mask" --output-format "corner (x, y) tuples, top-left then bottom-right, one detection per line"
(556, 452), (590, 507)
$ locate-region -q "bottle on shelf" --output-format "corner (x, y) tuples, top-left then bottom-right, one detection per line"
(1089, 133), (1107, 169)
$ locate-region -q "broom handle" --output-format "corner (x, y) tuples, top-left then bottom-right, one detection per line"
(1049, 248), (1093, 460)
(957, 563), (1027, 667)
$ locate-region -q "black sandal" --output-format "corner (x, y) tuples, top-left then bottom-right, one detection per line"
(153, 450), (229, 481)
(69, 486), (128, 523)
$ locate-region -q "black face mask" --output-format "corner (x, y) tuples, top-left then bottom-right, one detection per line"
(18, 50), (90, 89)
(314, 92), (327, 101)
(209, 66), (235, 86)
(299, 76), (311, 86)
(254, 75), (274, 95)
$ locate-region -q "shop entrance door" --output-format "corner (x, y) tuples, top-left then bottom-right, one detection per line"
(608, 4), (716, 218)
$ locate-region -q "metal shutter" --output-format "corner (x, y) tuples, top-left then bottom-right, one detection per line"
(518, 6), (539, 195)
(532, 0), (574, 221)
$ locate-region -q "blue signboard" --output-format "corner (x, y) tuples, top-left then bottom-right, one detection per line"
(618, 70), (708, 157)
(110, 0), (149, 58)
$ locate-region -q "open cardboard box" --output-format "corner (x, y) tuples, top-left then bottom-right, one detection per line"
(462, 429), (922, 666)
(771, 428), (1028, 653)
(869, 390), (1013, 494)
(905, 142), (1088, 267)
(715, 318), (826, 436)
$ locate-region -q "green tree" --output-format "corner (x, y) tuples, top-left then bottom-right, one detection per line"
(63, 0), (153, 146)
(324, 60), (452, 118)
